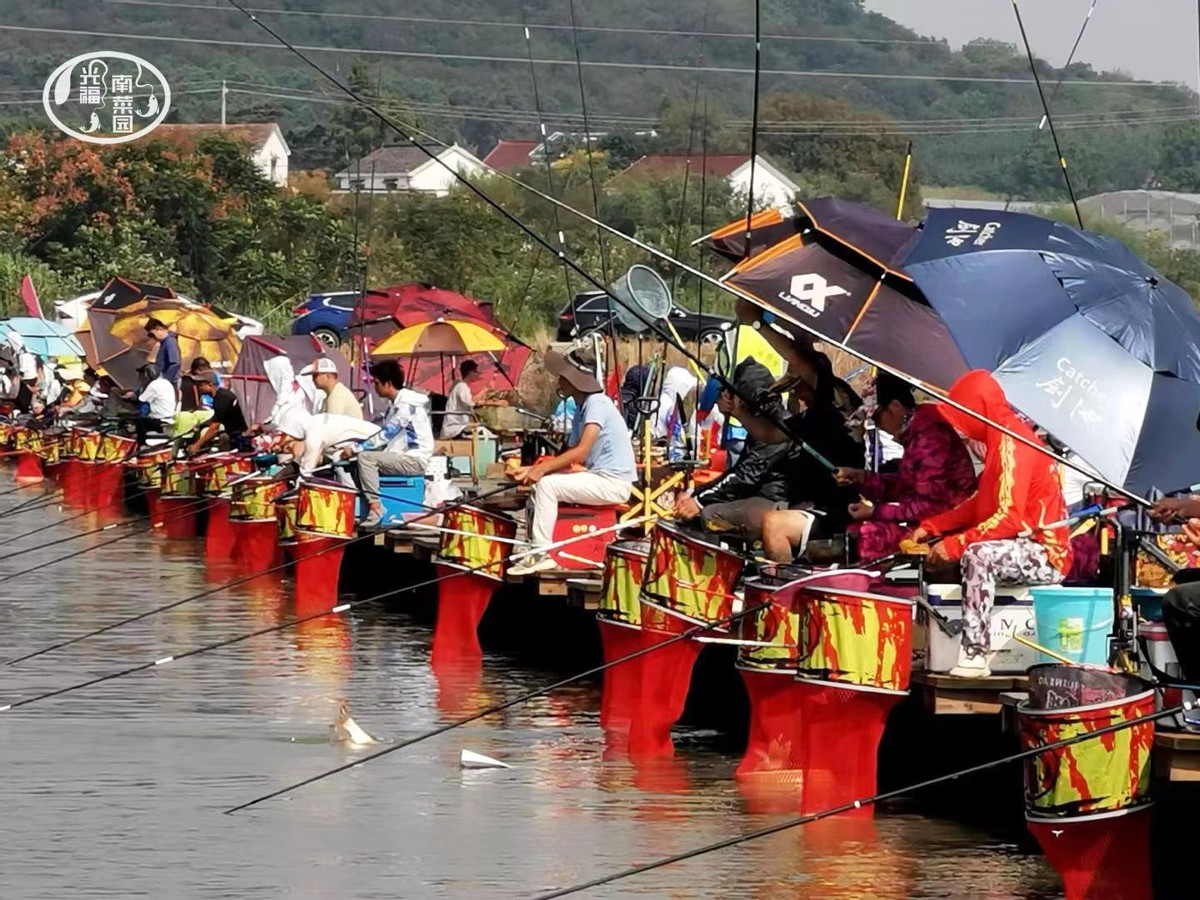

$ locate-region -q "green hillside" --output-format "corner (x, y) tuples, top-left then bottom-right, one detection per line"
(0, 0), (1193, 197)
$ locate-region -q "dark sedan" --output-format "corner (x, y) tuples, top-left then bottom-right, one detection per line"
(555, 291), (732, 342)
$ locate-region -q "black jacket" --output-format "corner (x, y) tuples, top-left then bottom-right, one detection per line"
(783, 406), (864, 533)
(696, 436), (790, 507)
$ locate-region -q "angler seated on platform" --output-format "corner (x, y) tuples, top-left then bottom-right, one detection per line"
(906, 371), (1072, 679)
(673, 357), (789, 541)
(835, 372), (977, 561)
(357, 359), (435, 528)
(509, 350), (637, 577)
(123, 363), (196, 444)
(760, 355), (865, 564)
(186, 373), (251, 454)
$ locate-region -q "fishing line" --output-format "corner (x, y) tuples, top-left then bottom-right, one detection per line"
(532, 701), (1187, 898)
(669, 0), (711, 306)
(222, 1), (1140, 504)
(1011, 0), (1085, 227)
(566, 0), (610, 290)
(1003, 0), (1100, 213)
(3, 479), (522, 665)
(520, 2), (575, 319)
(0, 512), (650, 717)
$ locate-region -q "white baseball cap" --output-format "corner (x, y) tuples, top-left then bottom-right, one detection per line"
(298, 357), (339, 376)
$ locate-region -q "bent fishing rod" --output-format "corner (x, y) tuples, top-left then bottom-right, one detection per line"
(532, 699), (1188, 899)
(224, 565), (877, 814)
(0, 512), (652, 717)
(4, 478), (523, 665)
(224, 0), (1149, 512)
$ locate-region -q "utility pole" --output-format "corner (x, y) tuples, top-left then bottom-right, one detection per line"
(220, 80), (228, 126)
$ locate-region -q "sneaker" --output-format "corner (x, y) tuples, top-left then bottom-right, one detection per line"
(948, 648), (992, 678)
(509, 553), (558, 577)
(360, 507), (384, 529)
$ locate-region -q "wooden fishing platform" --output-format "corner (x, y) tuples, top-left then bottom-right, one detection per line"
(912, 672), (1028, 716)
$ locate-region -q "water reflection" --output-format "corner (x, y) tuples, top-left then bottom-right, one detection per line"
(0, 484), (1061, 899)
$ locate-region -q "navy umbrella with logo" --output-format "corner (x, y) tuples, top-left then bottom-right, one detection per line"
(723, 199), (969, 390)
(902, 208), (1200, 495)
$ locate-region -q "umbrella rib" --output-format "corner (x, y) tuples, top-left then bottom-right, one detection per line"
(844, 280), (882, 340)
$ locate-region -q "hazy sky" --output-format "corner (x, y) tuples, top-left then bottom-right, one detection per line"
(866, 0), (1199, 88)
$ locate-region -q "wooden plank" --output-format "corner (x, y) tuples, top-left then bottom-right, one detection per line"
(913, 672), (1027, 716)
(538, 576), (569, 597)
(1155, 732), (1200, 750)
(1154, 732), (1200, 782)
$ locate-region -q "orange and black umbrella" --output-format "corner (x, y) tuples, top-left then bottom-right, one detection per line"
(694, 206), (799, 263)
(712, 198), (967, 391)
(88, 299), (241, 389)
(92, 276), (176, 311)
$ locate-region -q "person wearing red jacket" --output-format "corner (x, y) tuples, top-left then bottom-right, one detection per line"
(910, 370), (1072, 677)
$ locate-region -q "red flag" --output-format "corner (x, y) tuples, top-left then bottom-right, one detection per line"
(19, 274), (42, 318)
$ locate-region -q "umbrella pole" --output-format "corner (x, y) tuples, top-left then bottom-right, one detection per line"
(895, 141), (913, 220)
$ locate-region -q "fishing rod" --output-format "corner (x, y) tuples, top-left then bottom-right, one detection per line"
(1011, 0), (1085, 228)
(224, 564), (884, 814)
(0, 512), (654, 717)
(3, 478), (523, 665)
(222, 1), (1142, 512)
(742, 0), (763, 253)
(0, 486), (66, 518)
(1002, 0), (1099, 213)
(532, 700), (1189, 898)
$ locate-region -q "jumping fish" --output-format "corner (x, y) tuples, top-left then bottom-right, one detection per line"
(333, 703), (379, 747)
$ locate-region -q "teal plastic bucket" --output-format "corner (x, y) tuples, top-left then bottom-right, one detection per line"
(1030, 587), (1114, 666)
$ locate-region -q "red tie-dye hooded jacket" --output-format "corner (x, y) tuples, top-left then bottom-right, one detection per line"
(919, 370), (1072, 574)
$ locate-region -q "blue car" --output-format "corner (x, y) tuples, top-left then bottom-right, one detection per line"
(291, 291), (363, 348)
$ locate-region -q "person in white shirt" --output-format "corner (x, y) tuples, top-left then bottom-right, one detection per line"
(124, 363), (179, 442)
(441, 360), (481, 438)
(652, 365), (699, 440)
(357, 359), (435, 527)
(275, 407), (380, 475)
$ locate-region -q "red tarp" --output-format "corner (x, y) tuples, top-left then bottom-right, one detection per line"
(350, 283), (530, 397)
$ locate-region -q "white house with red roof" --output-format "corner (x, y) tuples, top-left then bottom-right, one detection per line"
(614, 153), (799, 207)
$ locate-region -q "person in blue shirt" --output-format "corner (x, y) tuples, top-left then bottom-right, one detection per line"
(509, 350), (636, 576)
(145, 317), (181, 388)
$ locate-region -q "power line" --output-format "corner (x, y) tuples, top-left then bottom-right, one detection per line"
(0, 23), (1180, 89)
(96, 0), (958, 47)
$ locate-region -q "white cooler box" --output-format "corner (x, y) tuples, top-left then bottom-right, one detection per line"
(917, 585), (1038, 674)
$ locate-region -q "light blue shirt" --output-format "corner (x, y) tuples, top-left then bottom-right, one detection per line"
(570, 393), (637, 482)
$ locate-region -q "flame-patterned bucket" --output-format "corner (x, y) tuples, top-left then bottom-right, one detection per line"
(38, 431), (64, 465)
(296, 479), (358, 540)
(101, 434), (137, 465)
(639, 523), (746, 633)
(735, 565), (813, 673)
(1019, 665), (1156, 822)
(14, 427), (41, 455)
(131, 447), (173, 488)
(195, 455), (253, 496)
(98, 432), (135, 463)
(436, 505), (518, 582)
(598, 540), (650, 628)
(230, 476), (289, 523)
(276, 494), (298, 545)
(161, 458), (198, 498)
(793, 587), (914, 694)
(0, 421), (12, 447)
(59, 428), (79, 458)
(76, 430), (102, 464)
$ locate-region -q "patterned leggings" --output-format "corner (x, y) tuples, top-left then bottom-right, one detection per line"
(961, 538), (1063, 655)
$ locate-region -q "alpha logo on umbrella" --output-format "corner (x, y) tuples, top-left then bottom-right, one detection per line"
(782, 273), (850, 318)
(943, 219), (1003, 249)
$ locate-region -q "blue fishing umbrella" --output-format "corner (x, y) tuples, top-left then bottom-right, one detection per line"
(902, 208), (1200, 495)
(0, 317), (85, 360)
